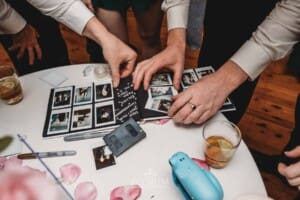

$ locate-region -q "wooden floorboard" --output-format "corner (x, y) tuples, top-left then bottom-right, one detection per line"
(1, 9), (299, 199)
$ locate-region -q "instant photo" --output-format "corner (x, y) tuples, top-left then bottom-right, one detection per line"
(149, 98), (173, 114)
(74, 84), (93, 105)
(195, 66), (215, 79)
(181, 69), (199, 88)
(71, 104), (93, 131)
(93, 145), (116, 170)
(47, 108), (71, 135)
(150, 73), (172, 86)
(52, 86), (73, 109)
(149, 86), (176, 99)
(94, 81), (113, 102)
(95, 101), (116, 127)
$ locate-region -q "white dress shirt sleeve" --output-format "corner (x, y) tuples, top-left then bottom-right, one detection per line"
(26, 0), (94, 35)
(0, 0), (26, 34)
(162, 0), (190, 30)
(231, 0), (300, 80)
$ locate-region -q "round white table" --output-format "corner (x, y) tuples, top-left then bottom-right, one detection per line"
(0, 64), (267, 199)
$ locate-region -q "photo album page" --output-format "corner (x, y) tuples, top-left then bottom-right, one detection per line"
(42, 66), (235, 138)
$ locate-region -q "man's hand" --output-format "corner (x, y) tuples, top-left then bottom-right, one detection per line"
(8, 24), (42, 65)
(168, 60), (248, 124)
(133, 28), (186, 91)
(82, 17), (137, 87)
(278, 146), (300, 190)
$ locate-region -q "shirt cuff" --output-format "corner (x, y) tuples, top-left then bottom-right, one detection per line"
(58, 1), (94, 34)
(1, 9), (26, 34)
(165, 4), (189, 30)
(230, 40), (272, 80)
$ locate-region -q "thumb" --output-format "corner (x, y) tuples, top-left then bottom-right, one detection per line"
(284, 146), (300, 158)
(109, 62), (120, 88)
(172, 69), (183, 90)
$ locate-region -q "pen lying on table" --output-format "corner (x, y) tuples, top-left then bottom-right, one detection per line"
(63, 131), (110, 142)
(17, 150), (77, 159)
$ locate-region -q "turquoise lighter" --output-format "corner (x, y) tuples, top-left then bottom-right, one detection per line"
(169, 152), (224, 200)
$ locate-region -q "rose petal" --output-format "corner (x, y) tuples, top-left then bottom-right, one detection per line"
(74, 182), (97, 200)
(59, 163), (81, 184)
(110, 185), (142, 200)
(0, 156), (22, 170)
(192, 158), (210, 170)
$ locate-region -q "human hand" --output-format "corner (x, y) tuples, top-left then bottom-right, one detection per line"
(168, 61), (249, 124)
(82, 17), (137, 87)
(278, 146), (300, 190)
(82, 0), (94, 12)
(101, 34), (137, 87)
(8, 24), (42, 65)
(132, 28), (186, 91)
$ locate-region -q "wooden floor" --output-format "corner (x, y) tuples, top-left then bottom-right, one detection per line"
(1, 10), (299, 199)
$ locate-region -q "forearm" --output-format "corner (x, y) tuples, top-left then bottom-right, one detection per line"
(214, 60), (249, 95)
(82, 17), (112, 47)
(26, 0), (93, 34)
(167, 28), (186, 50)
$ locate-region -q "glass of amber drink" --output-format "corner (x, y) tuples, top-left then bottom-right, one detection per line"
(202, 120), (241, 169)
(0, 65), (23, 105)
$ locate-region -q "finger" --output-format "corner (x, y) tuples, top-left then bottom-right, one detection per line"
(281, 161), (300, 179)
(28, 47), (35, 65)
(287, 175), (300, 187)
(284, 146), (300, 158)
(168, 91), (191, 117)
(120, 59), (135, 78)
(183, 105), (204, 124)
(133, 61), (147, 90)
(172, 103), (194, 124)
(16, 47), (25, 59)
(194, 110), (212, 125)
(8, 44), (20, 52)
(34, 44), (42, 60)
(172, 67), (183, 90)
(109, 63), (120, 87)
(143, 63), (161, 90)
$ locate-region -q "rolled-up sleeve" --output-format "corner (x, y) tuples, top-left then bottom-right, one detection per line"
(26, 0), (94, 34)
(231, 0), (300, 80)
(0, 0), (26, 34)
(162, 0), (190, 30)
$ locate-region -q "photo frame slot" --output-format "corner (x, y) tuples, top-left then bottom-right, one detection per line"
(71, 104), (93, 131)
(73, 83), (93, 105)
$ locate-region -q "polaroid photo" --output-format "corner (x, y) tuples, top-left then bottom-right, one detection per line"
(150, 73), (172, 86)
(181, 69), (199, 88)
(148, 86), (177, 99)
(94, 101), (116, 127)
(92, 145), (116, 170)
(148, 98), (173, 114)
(73, 84), (93, 105)
(52, 86), (73, 109)
(195, 66), (215, 79)
(71, 104), (93, 131)
(47, 108), (71, 135)
(94, 81), (114, 102)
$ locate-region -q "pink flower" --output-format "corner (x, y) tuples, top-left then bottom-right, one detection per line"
(74, 181), (97, 200)
(110, 185), (142, 200)
(60, 163), (81, 184)
(0, 164), (62, 200)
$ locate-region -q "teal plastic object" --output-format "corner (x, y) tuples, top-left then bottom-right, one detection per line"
(169, 152), (224, 200)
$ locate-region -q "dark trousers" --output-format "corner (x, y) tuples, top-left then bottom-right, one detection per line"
(0, 0), (69, 76)
(198, 0), (278, 123)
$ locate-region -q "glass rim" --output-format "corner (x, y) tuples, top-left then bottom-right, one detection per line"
(202, 120), (242, 148)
